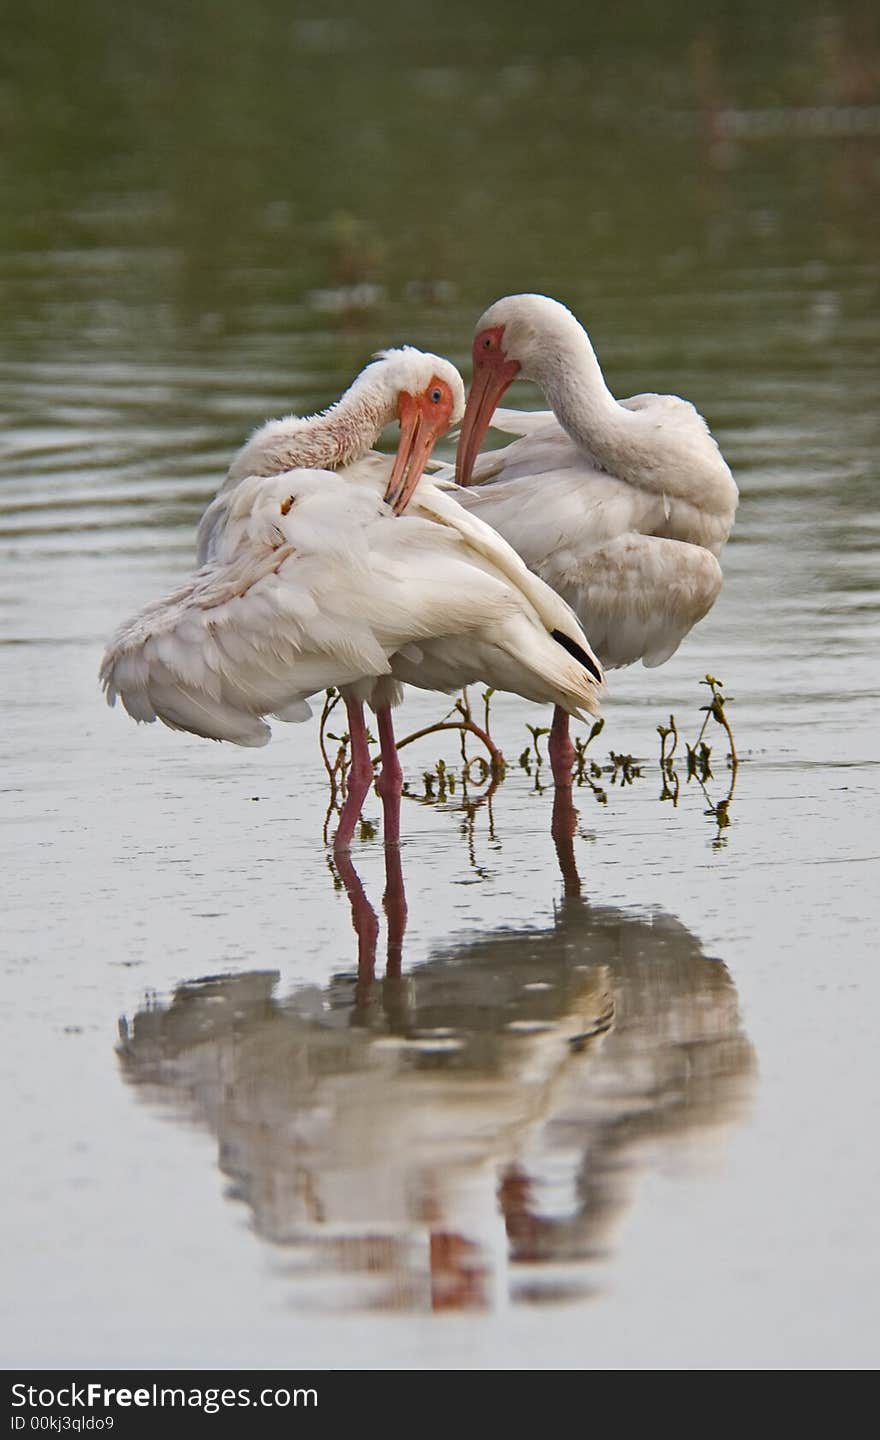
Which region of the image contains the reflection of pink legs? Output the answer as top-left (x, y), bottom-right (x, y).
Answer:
top-left (376, 706), bottom-right (403, 847)
top-left (334, 839), bottom-right (407, 998)
top-left (548, 704), bottom-right (575, 788)
top-left (429, 1232), bottom-right (489, 1312)
top-left (551, 786), bottom-right (582, 899)
top-left (383, 842), bottom-right (408, 979)
top-left (332, 701), bottom-right (407, 987)
top-left (498, 1165), bottom-right (541, 1263)
top-left (334, 847), bottom-right (379, 999)
top-left (334, 698), bottom-right (374, 852)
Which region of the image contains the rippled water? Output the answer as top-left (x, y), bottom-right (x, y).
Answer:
top-left (2, 1), bottom-right (879, 1369)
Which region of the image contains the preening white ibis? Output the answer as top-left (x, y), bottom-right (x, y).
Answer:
top-left (447, 294), bottom-right (738, 785)
top-left (101, 349), bottom-right (604, 848)
top-left (196, 346), bottom-right (455, 565)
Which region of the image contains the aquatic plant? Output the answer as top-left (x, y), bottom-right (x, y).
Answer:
top-left (318, 673), bottom-right (739, 847)
top-left (658, 675), bottom-right (739, 845)
top-left (393, 686), bottom-right (505, 780)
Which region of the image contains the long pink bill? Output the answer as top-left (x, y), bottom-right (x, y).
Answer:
top-left (454, 354), bottom-right (520, 487)
top-left (383, 394), bottom-right (445, 515)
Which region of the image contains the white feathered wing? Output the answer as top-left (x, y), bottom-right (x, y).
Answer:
top-left (101, 468), bottom-right (604, 747)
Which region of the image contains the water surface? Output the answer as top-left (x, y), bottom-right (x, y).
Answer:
top-left (1, 0), bottom-right (879, 1369)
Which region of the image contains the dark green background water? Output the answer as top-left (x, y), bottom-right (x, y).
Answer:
top-left (4, 2), bottom-right (877, 358)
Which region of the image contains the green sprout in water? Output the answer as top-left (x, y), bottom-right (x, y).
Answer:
top-left (573, 718), bottom-right (605, 776)
top-left (573, 719), bottom-right (609, 804)
top-left (657, 714), bottom-right (680, 805)
top-left (697, 675), bottom-right (739, 769)
top-left (519, 723), bottom-right (551, 782)
top-left (608, 752), bottom-right (642, 787)
top-left (658, 675), bottom-right (739, 846)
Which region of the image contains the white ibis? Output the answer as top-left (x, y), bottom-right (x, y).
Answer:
top-left (448, 294), bottom-right (738, 785)
top-left (101, 349), bottom-right (604, 848)
top-left (196, 346), bottom-right (454, 565)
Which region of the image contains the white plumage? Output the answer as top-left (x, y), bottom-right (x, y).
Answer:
top-left (100, 466), bottom-right (603, 749)
top-left (196, 346), bottom-right (460, 567)
top-left (385, 478), bottom-right (603, 710)
top-left (447, 294), bottom-right (739, 672)
top-left (100, 344), bottom-right (605, 845)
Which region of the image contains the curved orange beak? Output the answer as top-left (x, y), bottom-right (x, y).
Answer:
top-left (383, 392), bottom-right (450, 515)
top-left (455, 348), bottom-right (521, 487)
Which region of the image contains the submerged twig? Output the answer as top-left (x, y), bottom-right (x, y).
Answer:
top-left (319, 688), bottom-right (351, 844)
top-left (318, 687), bottom-right (344, 787)
top-left (393, 686), bottom-right (506, 780)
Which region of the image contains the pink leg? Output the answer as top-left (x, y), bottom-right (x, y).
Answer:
top-left (383, 842), bottom-right (408, 979)
top-left (548, 704), bottom-right (575, 788)
top-left (375, 706), bottom-right (403, 847)
top-left (334, 697), bottom-right (374, 852)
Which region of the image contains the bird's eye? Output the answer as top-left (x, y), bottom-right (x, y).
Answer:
top-left (482, 336), bottom-right (492, 349)
top-left (430, 387), bottom-right (443, 404)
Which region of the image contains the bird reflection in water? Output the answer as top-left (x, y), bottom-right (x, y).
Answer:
top-left (118, 792), bottom-right (754, 1313)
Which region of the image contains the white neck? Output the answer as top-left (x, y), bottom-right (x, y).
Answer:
top-left (228, 369), bottom-right (394, 483)
top-left (527, 318), bottom-right (734, 515)
top-left (536, 328), bottom-right (623, 465)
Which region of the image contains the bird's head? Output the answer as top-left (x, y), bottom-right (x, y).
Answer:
top-left (455, 294), bottom-right (584, 486)
top-left (375, 348), bottom-right (465, 514)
